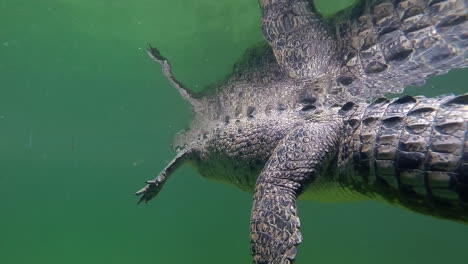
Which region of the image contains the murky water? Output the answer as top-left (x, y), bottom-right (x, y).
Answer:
top-left (1, 1), bottom-right (467, 263)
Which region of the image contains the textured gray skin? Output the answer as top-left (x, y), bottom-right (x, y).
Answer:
top-left (136, 0), bottom-right (468, 263)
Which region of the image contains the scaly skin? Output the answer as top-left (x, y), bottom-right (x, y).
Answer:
top-left (136, 1), bottom-right (468, 263)
top-left (338, 94), bottom-right (468, 222)
top-left (260, 0), bottom-right (468, 103)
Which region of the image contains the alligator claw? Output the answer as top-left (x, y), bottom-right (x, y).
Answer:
top-left (146, 180), bottom-right (156, 185)
top-left (146, 43), bottom-right (167, 62)
top-left (135, 185), bottom-right (149, 196)
top-left (135, 179), bottom-right (164, 205)
top-left (136, 149), bottom-right (194, 205)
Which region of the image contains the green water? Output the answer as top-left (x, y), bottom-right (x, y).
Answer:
top-left (1, 0), bottom-right (467, 263)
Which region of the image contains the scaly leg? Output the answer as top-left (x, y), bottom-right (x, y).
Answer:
top-left (136, 148), bottom-right (196, 204)
top-left (258, 0), bottom-right (340, 78)
top-left (250, 121), bottom-right (341, 263)
top-left (147, 44), bottom-right (200, 107)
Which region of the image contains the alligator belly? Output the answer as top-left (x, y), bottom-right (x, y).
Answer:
top-left (191, 154), bottom-right (262, 192)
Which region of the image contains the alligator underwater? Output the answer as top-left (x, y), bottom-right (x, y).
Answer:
top-left (136, 0), bottom-right (468, 263)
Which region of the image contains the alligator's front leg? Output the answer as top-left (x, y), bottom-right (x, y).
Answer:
top-left (135, 148), bottom-right (197, 204)
top-left (136, 44), bottom-right (202, 204)
top-left (250, 121), bottom-right (341, 263)
top-left (146, 44), bottom-right (200, 108)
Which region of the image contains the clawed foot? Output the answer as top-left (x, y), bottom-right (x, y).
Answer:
top-left (145, 43), bottom-right (199, 107)
top-left (135, 149), bottom-right (193, 205)
top-left (135, 178), bottom-right (164, 205)
top-left (146, 43), bottom-right (167, 63)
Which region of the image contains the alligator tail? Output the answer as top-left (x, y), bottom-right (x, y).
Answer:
top-left (341, 93), bottom-right (468, 222)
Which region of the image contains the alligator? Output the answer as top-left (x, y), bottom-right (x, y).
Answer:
top-left (136, 0), bottom-right (468, 263)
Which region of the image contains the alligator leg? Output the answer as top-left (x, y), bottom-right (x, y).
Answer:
top-left (135, 148), bottom-right (196, 204)
top-left (258, 0), bottom-right (467, 100)
top-left (146, 44), bottom-right (200, 107)
top-left (258, 0), bottom-right (340, 78)
top-left (250, 122), bottom-right (341, 263)
top-left (336, 0), bottom-right (468, 98)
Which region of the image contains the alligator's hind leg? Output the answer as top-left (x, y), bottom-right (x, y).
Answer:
top-left (135, 148), bottom-right (196, 204)
top-left (250, 122), bottom-right (341, 263)
top-left (146, 44), bottom-right (200, 107)
top-left (258, 0), bottom-right (340, 78)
